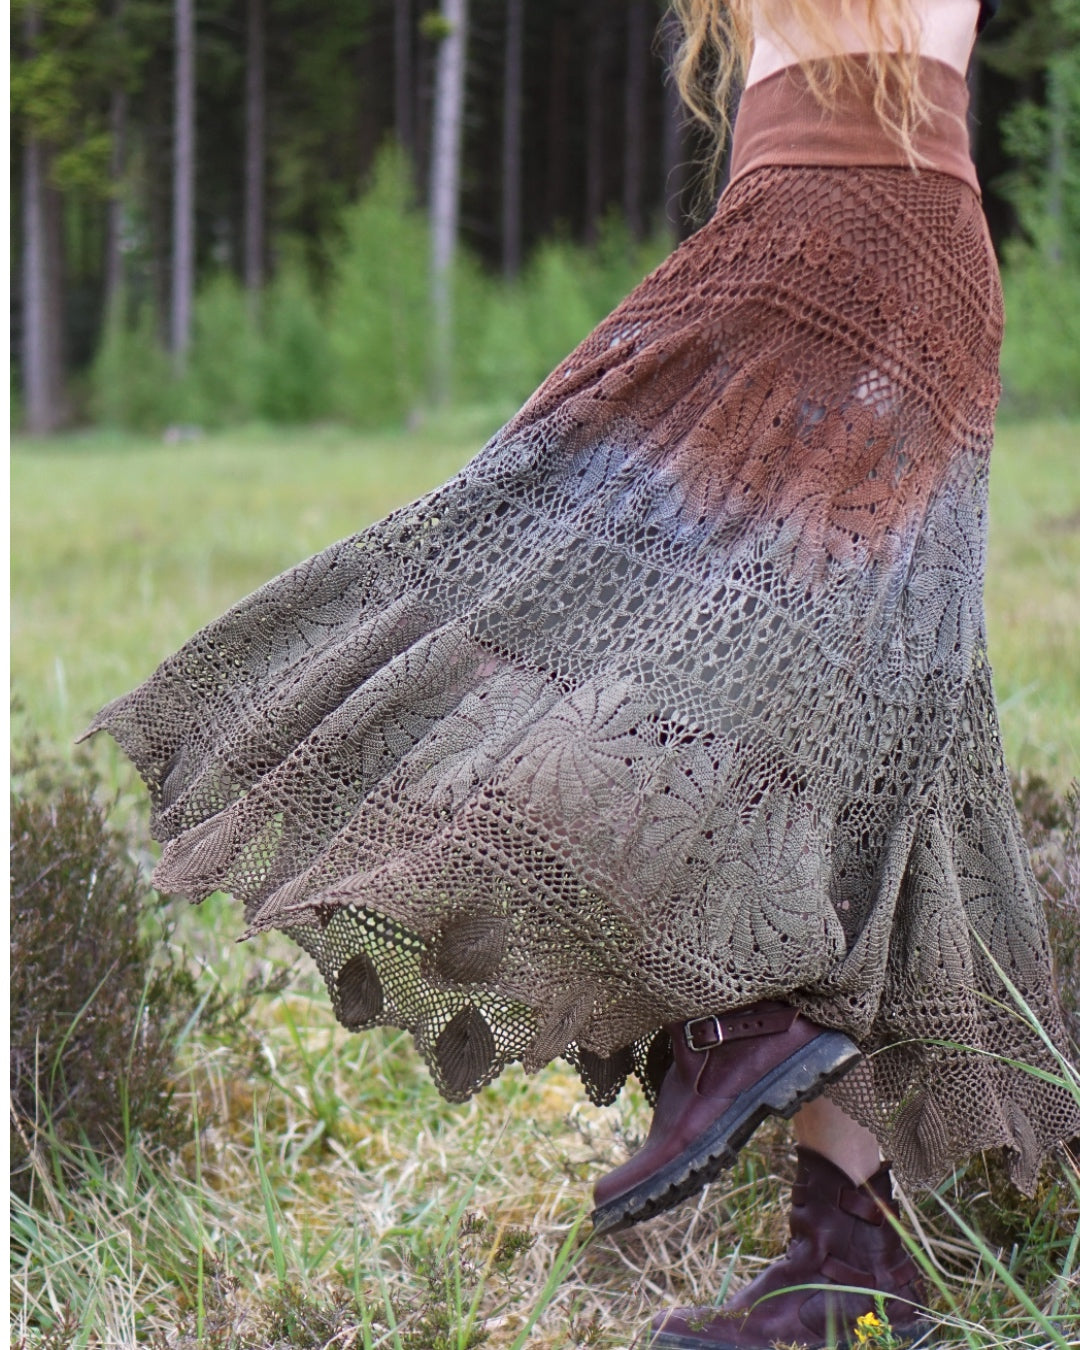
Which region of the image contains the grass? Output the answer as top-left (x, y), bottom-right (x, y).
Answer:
top-left (11, 415), bottom-right (1080, 789)
top-left (12, 990), bottom-right (1080, 1348)
top-left (983, 419), bottom-right (1080, 785)
top-left (9, 412), bottom-right (505, 783)
top-left (10, 412), bottom-right (1080, 1348)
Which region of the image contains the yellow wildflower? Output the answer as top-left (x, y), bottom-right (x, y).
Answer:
top-left (854, 1311), bottom-right (885, 1344)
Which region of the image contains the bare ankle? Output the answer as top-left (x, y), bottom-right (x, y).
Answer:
top-left (793, 1095), bottom-right (881, 1185)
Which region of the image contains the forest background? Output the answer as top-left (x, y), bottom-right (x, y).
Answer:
top-left (10, 0), bottom-right (1080, 435)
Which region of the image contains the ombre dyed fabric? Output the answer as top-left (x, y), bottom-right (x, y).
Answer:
top-left (89, 63), bottom-right (1080, 1192)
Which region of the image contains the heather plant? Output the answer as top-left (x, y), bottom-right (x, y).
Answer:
top-left (156, 1210), bottom-right (538, 1350)
top-left (9, 742), bottom-right (282, 1203)
top-left (10, 746), bottom-right (181, 1198)
top-left (1014, 773), bottom-right (1080, 1051)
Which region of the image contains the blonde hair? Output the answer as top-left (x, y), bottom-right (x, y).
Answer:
top-left (671, 0), bottom-right (930, 191)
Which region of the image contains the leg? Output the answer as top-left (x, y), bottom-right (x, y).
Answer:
top-left (793, 1094), bottom-right (881, 1185)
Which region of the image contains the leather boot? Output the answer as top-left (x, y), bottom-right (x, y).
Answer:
top-left (649, 1146), bottom-right (929, 1348)
top-left (591, 1003), bottom-right (860, 1233)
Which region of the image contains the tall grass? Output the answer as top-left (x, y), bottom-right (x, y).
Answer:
top-left (11, 834), bottom-right (1079, 1348)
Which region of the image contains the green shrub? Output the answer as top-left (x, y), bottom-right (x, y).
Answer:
top-left (81, 172), bottom-right (680, 434)
top-left (89, 301), bottom-right (176, 432)
top-left (324, 146), bottom-right (430, 427)
top-left (519, 238), bottom-right (602, 387)
top-left (446, 249), bottom-right (504, 412)
top-left (466, 236), bottom-right (601, 409)
top-left (1000, 250), bottom-right (1080, 417)
top-left (468, 222), bottom-right (674, 411)
top-left (180, 273), bottom-right (264, 428)
top-left (995, 12), bottom-right (1080, 419)
top-left (575, 212), bottom-right (671, 318)
top-left (257, 255), bottom-right (332, 424)
top-left (11, 364), bottom-right (25, 432)
top-left (468, 283), bottom-right (536, 410)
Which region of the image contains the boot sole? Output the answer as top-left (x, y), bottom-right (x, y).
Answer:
top-left (647, 1318), bottom-right (932, 1349)
top-left (591, 1031), bottom-right (861, 1235)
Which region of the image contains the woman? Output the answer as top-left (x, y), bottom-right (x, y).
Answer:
top-left (87, 2), bottom-right (1079, 1346)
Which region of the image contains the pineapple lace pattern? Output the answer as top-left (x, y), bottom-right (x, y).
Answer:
top-left (87, 56), bottom-right (1080, 1192)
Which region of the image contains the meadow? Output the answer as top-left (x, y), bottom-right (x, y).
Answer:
top-left (10, 415), bottom-right (1080, 1349)
top-left (12, 415), bottom-right (1080, 788)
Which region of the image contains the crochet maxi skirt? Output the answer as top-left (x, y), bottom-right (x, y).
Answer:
top-left (89, 59), bottom-right (1080, 1193)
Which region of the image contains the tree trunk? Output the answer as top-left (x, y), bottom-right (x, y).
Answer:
top-left (105, 84), bottom-right (128, 315)
top-left (394, 0), bottom-right (414, 158)
top-left (244, 0), bottom-right (266, 302)
top-left (171, 0), bottom-right (196, 372)
top-left (46, 179), bottom-right (66, 407)
top-left (585, 0), bottom-right (613, 244)
top-left (661, 11), bottom-right (689, 237)
top-left (623, 0), bottom-right (647, 239)
top-left (1045, 58), bottom-right (1068, 267)
top-left (105, 0), bottom-right (128, 318)
top-left (501, 0), bottom-right (524, 279)
top-left (544, 14), bottom-right (570, 229)
top-left (414, 14), bottom-right (429, 196)
top-left (429, 0), bottom-right (468, 406)
top-left (22, 137), bottom-right (65, 433)
top-left (21, 5), bottom-right (64, 433)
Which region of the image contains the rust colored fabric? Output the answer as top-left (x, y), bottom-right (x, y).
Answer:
top-left (87, 58), bottom-right (1080, 1193)
top-left (731, 57), bottom-right (980, 197)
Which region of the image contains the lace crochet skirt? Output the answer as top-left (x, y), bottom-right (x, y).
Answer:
top-left (89, 60), bottom-right (1080, 1192)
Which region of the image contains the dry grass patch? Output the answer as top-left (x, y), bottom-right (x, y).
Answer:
top-left (14, 909), bottom-right (1079, 1347)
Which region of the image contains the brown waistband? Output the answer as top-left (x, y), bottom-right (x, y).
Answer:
top-left (729, 56), bottom-right (979, 197)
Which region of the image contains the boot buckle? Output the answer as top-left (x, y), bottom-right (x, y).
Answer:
top-left (684, 1015), bottom-right (724, 1051)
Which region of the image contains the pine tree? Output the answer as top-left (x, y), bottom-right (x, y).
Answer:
top-left (428, 0), bottom-right (468, 405)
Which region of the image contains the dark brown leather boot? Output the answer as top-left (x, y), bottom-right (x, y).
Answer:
top-left (649, 1146), bottom-right (929, 1348)
top-left (591, 1003), bottom-right (860, 1233)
